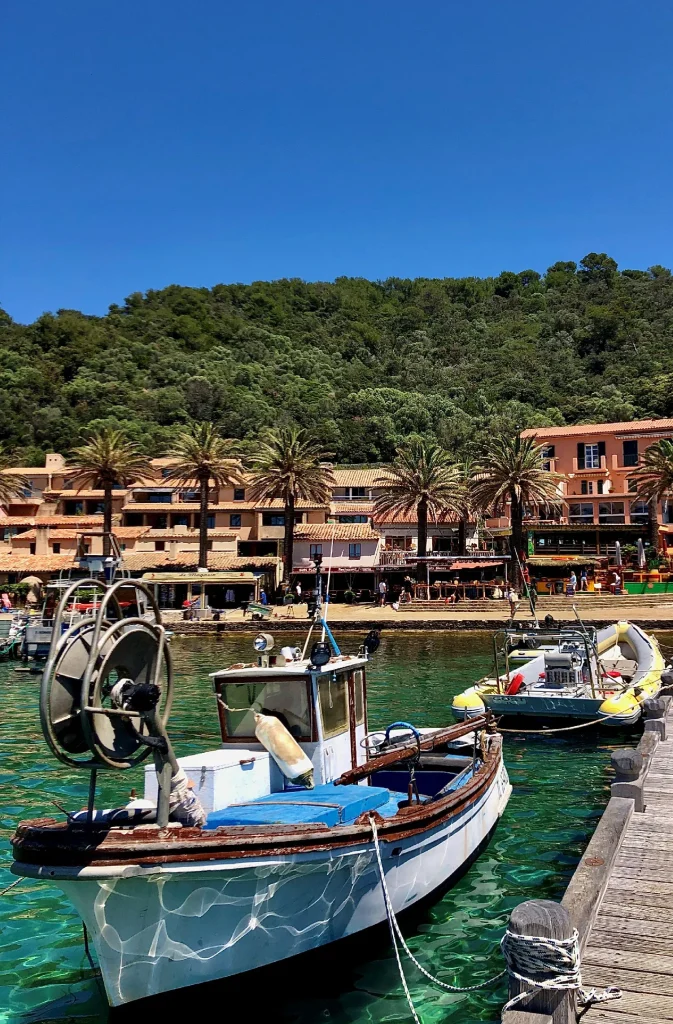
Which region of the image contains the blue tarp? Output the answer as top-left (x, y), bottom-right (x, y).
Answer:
top-left (205, 782), bottom-right (390, 829)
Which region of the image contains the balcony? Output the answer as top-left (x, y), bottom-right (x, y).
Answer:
top-left (378, 550), bottom-right (410, 566)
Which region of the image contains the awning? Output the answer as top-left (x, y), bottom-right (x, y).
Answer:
top-left (141, 571), bottom-right (259, 584)
top-left (528, 556), bottom-right (602, 567)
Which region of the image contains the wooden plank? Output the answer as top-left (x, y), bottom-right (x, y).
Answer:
top-left (615, 853), bottom-right (673, 869)
top-left (583, 964), bottom-right (673, 997)
top-left (607, 870), bottom-right (673, 890)
top-left (594, 915), bottom-right (673, 940)
top-left (581, 1013), bottom-right (672, 1024)
top-left (619, 838), bottom-right (673, 853)
top-left (587, 932), bottom-right (673, 958)
top-left (599, 900), bottom-right (673, 922)
top-left (576, 988), bottom-right (673, 1019)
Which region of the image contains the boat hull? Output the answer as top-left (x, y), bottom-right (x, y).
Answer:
top-left (15, 764), bottom-right (510, 1005)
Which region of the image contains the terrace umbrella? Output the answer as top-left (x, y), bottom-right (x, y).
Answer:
top-left (614, 541), bottom-right (622, 567)
top-left (637, 538), bottom-right (646, 569)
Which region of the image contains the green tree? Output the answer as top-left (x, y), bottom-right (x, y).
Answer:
top-left (471, 434), bottom-right (562, 586)
top-left (0, 447), bottom-right (28, 508)
top-left (374, 440), bottom-right (462, 580)
top-left (164, 423), bottom-right (242, 570)
top-left (633, 438), bottom-right (673, 551)
top-left (69, 429), bottom-right (154, 556)
top-left (246, 427), bottom-right (335, 583)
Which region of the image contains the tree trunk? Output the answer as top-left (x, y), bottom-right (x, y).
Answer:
top-left (648, 497), bottom-right (660, 554)
top-left (510, 491), bottom-right (523, 589)
top-left (103, 482), bottom-right (112, 557)
top-left (198, 474), bottom-right (209, 570)
top-left (416, 497), bottom-right (428, 582)
top-left (458, 517), bottom-right (467, 555)
top-left (283, 491), bottom-right (295, 584)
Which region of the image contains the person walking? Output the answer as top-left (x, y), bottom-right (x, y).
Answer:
top-left (295, 581), bottom-right (302, 603)
top-left (580, 570), bottom-right (588, 592)
top-left (507, 586), bottom-right (520, 619)
top-left (378, 580), bottom-right (387, 607)
top-left (567, 570), bottom-right (577, 596)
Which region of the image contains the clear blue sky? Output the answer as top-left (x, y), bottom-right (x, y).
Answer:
top-left (3, 0), bottom-right (673, 323)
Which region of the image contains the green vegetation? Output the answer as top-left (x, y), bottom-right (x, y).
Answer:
top-left (2, 253), bottom-right (672, 464)
top-left (633, 438), bottom-right (673, 550)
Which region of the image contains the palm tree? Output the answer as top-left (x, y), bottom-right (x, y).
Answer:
top-left (69, 429), bottom-right (155, 556)
top-left (454, 456), bottom-right (481, 555)
top-left (164, 423), bottom-right (243, 570)
top-left (374, 440), bottom-right (462, 581)
top-left (0, 447), bottom-right (29, 510)
top-left (471, 433), bottom-right (562, 587)
top-left (246, 427), bottom-right (335, 583)
top-left (633, 438), bottom-right (673, 553)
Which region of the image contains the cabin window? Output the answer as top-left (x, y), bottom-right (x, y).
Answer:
top-left (353, 669), bottom-right (365, 725)
top-left (219, 678), bottom-right (311, 740)
top-left (318, 674), bottom-right (348, 738)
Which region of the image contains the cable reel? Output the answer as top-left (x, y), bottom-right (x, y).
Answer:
top-left (40, 579), bottom-right (173, 771)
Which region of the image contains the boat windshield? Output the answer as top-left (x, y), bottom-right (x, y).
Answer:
top-left (219, 678), bottom-right (312, 740)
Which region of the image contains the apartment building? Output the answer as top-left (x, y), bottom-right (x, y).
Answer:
top-left (521, 418), bottom-right (673, 556)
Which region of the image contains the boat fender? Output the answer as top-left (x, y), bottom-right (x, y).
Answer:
top-left (254, 711), bottom-right (315, 788)
top-left (606, 670), bottom-right (622, 678)
top-left (505, 673), bottom-right (525, 696)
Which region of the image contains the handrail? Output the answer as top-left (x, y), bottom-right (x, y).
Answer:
top-left (334, 715), bottom-right (493, 785)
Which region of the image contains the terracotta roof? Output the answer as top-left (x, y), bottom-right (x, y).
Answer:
top-left (373, 510), bottom-right (460, 525)
top-left (254, 498), bottom-right (329, 510)
top-left (522, 419), bottom-right (673, 439)
top-left (332, 467), bottom-right (392, 487)
top-left (112, 526), bottom-right (151, 538)
top-left (0, 515), bottom-right (106, 528)
top-left (144, 529), bottom-right (237, 539)
top-left (122, 553), bottom-right (278, 571)
top-left (44, 489), bottom-right (129, 498)
top-left (122, 502), bottom-right (254, 513)
top-left (294, 523), bottom-right (379, 541)
top-left (0, 554), bottom-right (76, 572)
top-left (12, 529), bottom-right (81, 541)
top-left (331, 502), bottom-right (375, 514)
top-left (1, 468), bottom-right (51, 476)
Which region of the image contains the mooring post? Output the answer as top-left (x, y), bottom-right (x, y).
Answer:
top-left (643, 697), bottom-right (667, 740)
top-left (503, 899), bottom-right (574, 1024)
top-left (611, 748), bottom-right (645, 811)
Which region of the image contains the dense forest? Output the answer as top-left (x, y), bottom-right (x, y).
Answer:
top-left (1, 253), bottom-right (672, 465)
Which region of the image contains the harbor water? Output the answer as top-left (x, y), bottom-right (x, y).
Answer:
top-left (2, 629), bottom-right (670, 1024)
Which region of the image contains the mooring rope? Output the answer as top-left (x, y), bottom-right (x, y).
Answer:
top-left (370, 815), bottom-right (622, 1021)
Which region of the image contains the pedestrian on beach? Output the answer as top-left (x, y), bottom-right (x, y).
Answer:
top-left (295, 582), bottom-right (302, 603)
top-left (508, 587), bottom-right (520, 618)
top-left (260, 589), bottom-right (268, 606)
top-left (567, 570), bottom-right (577, 596)
top-left (580, 570), bottom-right (588, 592)
top-left (1, 591), bottom-right (12, 612)
top-left (378, 580), bottom-right (387, 606)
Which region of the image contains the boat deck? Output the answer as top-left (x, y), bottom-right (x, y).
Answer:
top-left (583, 702), bottom-right (673, 1022)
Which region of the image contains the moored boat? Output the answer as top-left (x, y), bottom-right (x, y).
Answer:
top-left (452, 621), bottom-right (667, 727)
top-left (10, 578), bottom-right (511, 1006)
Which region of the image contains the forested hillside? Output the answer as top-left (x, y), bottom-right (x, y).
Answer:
top-left (2, 253), bottom-right (672, 465)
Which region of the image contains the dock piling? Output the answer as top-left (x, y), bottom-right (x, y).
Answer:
top-left (642, 696), bottom-right (667, 739)
top-left (610, 748), bottom-right (645, 810)
top-left (504, 899), bottom-right (575, 1024)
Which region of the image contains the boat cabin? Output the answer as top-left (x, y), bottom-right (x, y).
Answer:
top-left (211, 634), bottom-right (369, 786)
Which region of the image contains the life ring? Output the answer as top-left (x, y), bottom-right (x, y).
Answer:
top-left (506, 672), bottom-right (525, 696)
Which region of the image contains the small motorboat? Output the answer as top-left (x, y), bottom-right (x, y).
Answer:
top-left (452, 621), bottom-right (667, 727)
top-left (10, 577), bottom-right (511, 1006)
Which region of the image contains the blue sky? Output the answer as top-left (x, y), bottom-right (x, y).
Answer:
top-left (3, 0), bottom-right (673, 323)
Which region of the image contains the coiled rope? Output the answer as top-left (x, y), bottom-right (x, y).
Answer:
top-left (369, 815), bottom-right (621, 1021)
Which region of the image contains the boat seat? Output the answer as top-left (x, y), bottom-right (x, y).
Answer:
top-left (204, 782), bottom-right (391, 829)
top-left (601, 658), bottom-right (638, 678)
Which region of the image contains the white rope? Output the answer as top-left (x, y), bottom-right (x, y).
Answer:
top-left (369, 815), bottom-right (506, 1022)
top-left (370, 815), bottom-right (621, 1020)
top-left (501, 927), bottom-right (622, 1013)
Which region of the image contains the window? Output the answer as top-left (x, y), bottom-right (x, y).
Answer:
top-left (154, 540), bottom-right (166, 551)
top-left (52, 542), bottom-right (61, 554)
top-left (90, 501), bottom-right (105, 514)
top-left (319, 674), bottom-right (348, 738)
top-left (154, 515), bottom-right (168, 529)
top-left (627, 479), bottom-right (638, 493)
top-left (161, 467), bottom-right (172, 478)
top-left (542, 445), bottom-right (555, 471)
top-left (219, 679), bottom-right (311, 740)
top-left (630, 500), bottom-right (649, 524)
top-left (148, 492), bottom-right (172, 503)
top-left (309, 544), bottom-right (322, 559)
top-left (598, 501), bottom-right (624, 524)
top-left (64, 501), bottom-right (84, 515)
top-left (585, 443), bottom-right (600, 469)
top-left (351, 487), bottom-right (366, 498)
top-left (568, 503), bottom-right (594, 523)
top-left (230, 513), bottom-right (242, 528)
top-left (597, 480), bottom-right (604, 495)
top-left (349, 543), bottom-right (362, 560)
top-left (353, 669), bottom-right (365, 725)
top-left (262, 513), bottom-right (285, 526)
top-left (172, 514), bottom-right (189, 527)
top-left (125, 513), bottom-right (143, 526)
top-left (29, 543), bottom-right (36, 555)
top-left (623, 439), bottom-right (639, 467)
top-left (581, 480), bottom-right (593, 495)
top-left (207, 514), bottom-right (216, 529)
top-left (180, 490), bottom-right (199, 503)
top-left (233, 488), bottom-right (245, 501)
top-left (338, 515), bottom-right (369, 523)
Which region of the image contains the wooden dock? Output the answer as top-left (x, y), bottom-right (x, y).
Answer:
top-left (582, 702), bottom-right (673, 1023)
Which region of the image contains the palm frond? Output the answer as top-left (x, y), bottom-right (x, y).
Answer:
top-left (0, 445), bottom-right (28, 507)
top-left (373, 440), bottom-right (462, 522)
top-left (633, 439), bottom-right (673, 504)
top-left (246, 427), bottom-right (335, 504)
top-left (164, 423), bottom-right (243, 487)
top-left (470, 434), bottom-right (562, 513)
top-left (69, 429), bottom-right (154, 490)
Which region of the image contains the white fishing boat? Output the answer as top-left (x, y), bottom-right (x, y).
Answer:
top-left (452, 621), bottom-right (667, 727)
top-left (11, 576), bottom-right (511, 1006)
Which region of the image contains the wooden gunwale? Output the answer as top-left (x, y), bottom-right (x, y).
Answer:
top-left (11, 747), bottom-right (501, 868)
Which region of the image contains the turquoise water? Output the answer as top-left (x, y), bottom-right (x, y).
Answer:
top-left (2, 629), bottom-right (669, 1023)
